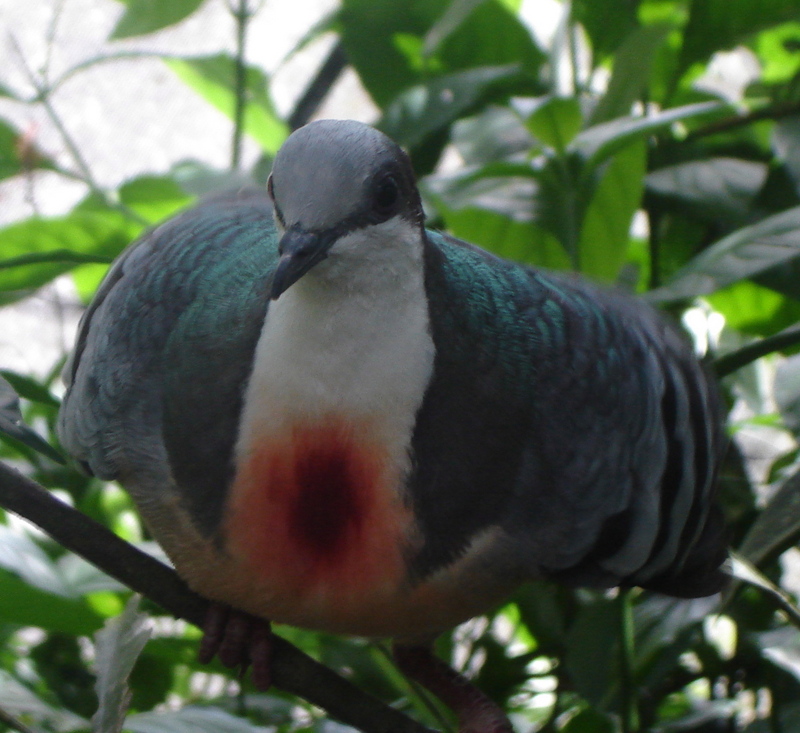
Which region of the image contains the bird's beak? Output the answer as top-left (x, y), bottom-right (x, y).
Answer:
top-left (269, 227), bottom-right (338, 300)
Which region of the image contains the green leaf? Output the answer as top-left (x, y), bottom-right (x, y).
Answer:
top-left (589, 24), bottom-right (670, 125)
top-left (679, 0), bottom-right (800, 74)
top-left (0, 211), bottom-right (137, 302)
top-left (379, 64), bottom-right (522, 149)
top-left (646, 157), bottom-right (768, 225)
top-left (339, 0), bottom-right (544, 107)
top-left (649, 206), bottom-right (800, 303)
top-left (707, 281), bottom-right (800, 336)
top-left (423, 0), bottom-right (488, 57)
top-left (165, 55), bottom-right (288, 154)
top-left (0, 370), bottom-right (59, 407)
top-left (451, 106), bottom-right (533, 165)
top-left (93, 596), bottom-right (152, 733)
top-left (579, 139), bottom-right (645, 281)
top-left (119, 176), bottom-right (194, 224)
top-left (573, 100), bottom-right (725, 171)
top-left (525, 95), bottom-right (583, 153)
top-left (572, 0), bottom-right (640, 59)
top-left (110, 0), bottom-right (207, 39)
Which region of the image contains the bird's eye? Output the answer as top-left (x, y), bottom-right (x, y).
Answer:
top-left (373, 176), bottom-right (399, 215)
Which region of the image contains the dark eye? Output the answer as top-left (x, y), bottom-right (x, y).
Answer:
top-left (373, 176), bottom-right (399, 215)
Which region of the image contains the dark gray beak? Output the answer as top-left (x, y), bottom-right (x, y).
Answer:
top-left (269, 227), bottom-right (338, 300)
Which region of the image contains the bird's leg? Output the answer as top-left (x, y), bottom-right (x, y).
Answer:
top-left (393, 643), bottom-right (513, 733)
top-left (199, 603), bottom-right (273, 690)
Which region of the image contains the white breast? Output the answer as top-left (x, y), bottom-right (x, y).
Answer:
top-left (235, 217), bottom-right (435, 482)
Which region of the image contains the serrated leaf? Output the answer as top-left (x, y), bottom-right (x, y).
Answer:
top-left (165, 55), bottom-right (287, 154)
top-left (110, 0), bottom-right (206, 39)
top-left (93, 596), bottom-right (152, 733)
top-left (379, 64), bottom-right (521, 150)
top-left (649, 206), bottom-right (800, 303)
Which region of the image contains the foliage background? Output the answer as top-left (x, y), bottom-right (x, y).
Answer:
top-left (2, 0), bottom-right (800, 731)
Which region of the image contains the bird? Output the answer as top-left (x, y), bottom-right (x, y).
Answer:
top-left (58, 119), bottom-right (728, 733)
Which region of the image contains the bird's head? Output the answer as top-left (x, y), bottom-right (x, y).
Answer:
top-left (267, 120), bottom-right (424, 300)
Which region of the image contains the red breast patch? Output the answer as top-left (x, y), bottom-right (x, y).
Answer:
top-left (224, 418), bottom-right (412, 602)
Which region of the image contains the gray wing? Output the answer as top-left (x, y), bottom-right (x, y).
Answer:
top-left (411, 231), bottom-right (725, 596)
top-left (58, 188), bottom-right (277, 536)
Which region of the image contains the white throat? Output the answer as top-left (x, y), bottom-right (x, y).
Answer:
top-left (235, 217), bottom-right (435, 476)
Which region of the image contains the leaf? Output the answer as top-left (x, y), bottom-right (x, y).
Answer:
top-left (649, 206), bottom-right (800, 304)
top-left (0, 211), bottom-right (137, 302)
top-left (706, 281), bottom-right (800, 337)
top-left (93, 596), bottom-right (152, 733)
top-left (573, 100), bottom-right (725, 171)
top-left (679, 0), bottom-right (800, 74)
top-left (165, 55), bottom-right (288, 154)
top-left (728, 552), bottom-right (800, 628)
top-left (451, 105), bottom-right (533, 165)
top-left (0, 374), bottom-right (63, 463)
top-left (0, 524), bottom-right (72, 597)
top-left (579, 139), bottom-right (645, 281)
top-left (126, 706), bottom-right (273, 733)
top-left (0, 670), bottom-right (88, 732)
top-left (339, 0), bottom-right (544, 107)
top-left (589, 24), bottom-right (670, 125)
top-left (525, 95), bottom-right (583, 152)
top-left (646, 158), bottom-right (769, 225)
top-left (572, 0), bottom-right (640, 59)
top-left (739, 466), bottom-right (800, 567)
top-left (773, 116), bottom-right (800, 196)
top-left (110, 0), bottom-right (206, 39)
top-left (119, 176), bottom-right (195, 224)
top-left (379, 64), bottom-right (522, 149)
top-left (0, 370), bottom-right (59, 407)
top-left (423, 0), bottom-right (488, 57)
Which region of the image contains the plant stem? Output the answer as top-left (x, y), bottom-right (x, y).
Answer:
top-left (229, 0), bottom-right (252, 170)
top-left (618, 589), bottom-right (638, 733)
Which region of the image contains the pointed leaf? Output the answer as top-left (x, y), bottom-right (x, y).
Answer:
top-left (165, 55), bottom-right (288, 154)
top-left (739, 467), bottom-right (800, 567)
top-left (589, 24), bottom-right (670, 125)
top-left (0, 211), bottom-right (136, 302)
top-left (648, 206), bottom-right (800, 303)
top-left (646, 157), bottom-right (768, 224)
top-left (0, 524), bottom-right (71, 597)
top-left (525, 95), bottom-right (583, 152)
top-left (110, 0), bottom-right (206, 39)
top-left (93, 596), bottom-right (152, 733)
top-left (573, 100), bottom-right (724, 171)
top-left (119, 175), bottom-right (194, 224)
top-left (579, 139), bottom-right (645, 281)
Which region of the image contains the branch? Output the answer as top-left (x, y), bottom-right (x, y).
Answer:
top-left (0, 462), bottom-right (432, 733)
top-left (288, 42), bottom-right (348, 131)
top-left (687, 100), bottom-right (800, 141)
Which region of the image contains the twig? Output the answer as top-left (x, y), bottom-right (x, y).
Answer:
top-left (0, 706), bottom-right (36, 733)
top-left (713, 323), bottom-right (800, 378)
top-left (687, 100), bottom-right (800, 141)
top-left (229, 0), bottom-right (252, 170)
top-left (0, 462), bottom-right (433, 733)
top-left (617, 589), bottom-right (638, 733)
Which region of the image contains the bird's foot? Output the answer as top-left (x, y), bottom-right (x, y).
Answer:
top-left (199, 604), bottom-right (272, 690)
top-left (393, 643), bottom-right (513, 733)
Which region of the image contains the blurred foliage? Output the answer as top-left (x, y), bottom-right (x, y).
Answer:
top-left (3, 0), bottom-right (800, 731)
